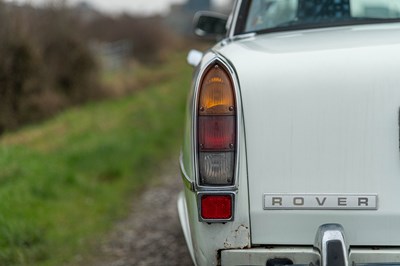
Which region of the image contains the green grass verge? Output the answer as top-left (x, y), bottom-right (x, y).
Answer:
top-left (0, 52), bottom-right (192, 266)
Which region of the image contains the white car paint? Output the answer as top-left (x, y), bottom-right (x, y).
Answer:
top-left (217, 23), bottom-right (400, 246)
top-left (179, 3), bottom-right (400, 265)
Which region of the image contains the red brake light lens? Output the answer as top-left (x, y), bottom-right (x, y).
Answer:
top-left (198, 116), bottom-right (235, 151)
top-left (201, 194), bottom-right (232, 220)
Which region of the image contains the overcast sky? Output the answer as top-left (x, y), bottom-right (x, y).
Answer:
top-left (4, 0), bottom-right (230, 15)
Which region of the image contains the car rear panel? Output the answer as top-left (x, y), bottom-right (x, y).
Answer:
top-left (217, 24), bottom-right (400, 246)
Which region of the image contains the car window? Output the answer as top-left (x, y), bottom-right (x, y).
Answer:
top-left (242, 0), bottom-right (400, 33)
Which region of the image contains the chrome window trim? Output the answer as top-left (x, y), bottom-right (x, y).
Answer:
top-left (191, 54), bottom-right (242, 192)
top-left (228, 0), bottom-right (243, 39)
top-left (197, 191), bottom-right (236, 223)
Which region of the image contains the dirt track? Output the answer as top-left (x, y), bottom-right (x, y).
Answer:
top-left (85, 159), bottom-right (194, 266)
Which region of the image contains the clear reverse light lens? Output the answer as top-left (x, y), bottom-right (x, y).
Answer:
top-left (199, 152), bottom-right (234, 185)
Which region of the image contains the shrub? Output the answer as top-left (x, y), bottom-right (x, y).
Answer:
top-left (0, 2), bottom-right (99, 133)
top-left (83, 14), bottom-right (181, 63)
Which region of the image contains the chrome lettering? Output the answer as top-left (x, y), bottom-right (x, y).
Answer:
top-left (338, 197), bottom-right (347, 206)
top-left (293, 197), bottom-right (304, 206)
top-left (263, 194), bottom-right (378, 210)
top-left (358, 197), bottom-right (368, 206)
top-left (316, 197), bottom-right (327, 206)
top-left (272, 197), bottom-right (282, 206)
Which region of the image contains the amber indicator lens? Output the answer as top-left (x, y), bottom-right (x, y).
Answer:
top-left (201, 194), bottom-right (232, 220)
top-left (199, 65), bottom-right (235, 115)
top-left (198, 116), bottom-right (235, 151)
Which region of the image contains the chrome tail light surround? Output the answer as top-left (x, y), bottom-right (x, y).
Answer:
top-left (192, 55), bottom-right (242, 191)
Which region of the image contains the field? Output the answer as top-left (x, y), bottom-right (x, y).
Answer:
top-left (0, 53), bottom-right (192, 265)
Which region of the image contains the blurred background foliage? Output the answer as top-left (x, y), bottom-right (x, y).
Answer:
top-left (0, 0), bottom-right (183, 134)
top-left (0, 0), bottom-right (232, 264)
top-left (0, 2), bottom-right (96, 133)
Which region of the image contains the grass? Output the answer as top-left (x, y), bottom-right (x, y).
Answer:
top-left (0, 52), bottom-right (192, 266)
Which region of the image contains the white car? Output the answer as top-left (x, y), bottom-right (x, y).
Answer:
top-left (178, 1), bottom-right (400, 265)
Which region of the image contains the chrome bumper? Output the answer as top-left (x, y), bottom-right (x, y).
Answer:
top-left (221, 224), bottom-right (400, 266)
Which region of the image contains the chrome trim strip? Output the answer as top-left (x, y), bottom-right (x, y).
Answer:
top-left (190, 55), bottom-right (206, 192)
top-left (197, 191), bottom-right (236, 223)
top-left (231, 32), bottom-right (256, 41)
top-left (314, 224), bottom-right (349, 266)
top-left (179, 153), bottom-right (195, 192)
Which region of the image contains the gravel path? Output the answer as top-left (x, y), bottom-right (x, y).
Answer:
top-left (87, 159), bottom-right (194, 266)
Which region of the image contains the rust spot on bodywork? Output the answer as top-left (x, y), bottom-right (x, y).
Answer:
top-left (223, 225), bottom-right (250, 249)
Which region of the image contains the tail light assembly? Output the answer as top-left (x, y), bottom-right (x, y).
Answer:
top-left (195, 60), bottom-right (238, 222)
top-left (197, 63), bottom-right (237, 186)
